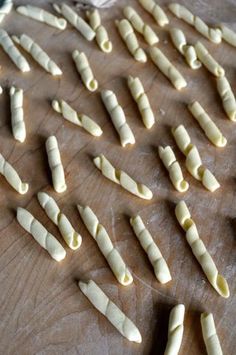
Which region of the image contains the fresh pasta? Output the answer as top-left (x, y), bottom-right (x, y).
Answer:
top-left (86, 9), bottom-right (112, 53)
top-left (164, 304), bottom-right (185, 355)
top-left (139, 0), bottom-right (169, 27)
top-left (72, 50), bottom-right (98, 92)
top-left (219, 24), bottom-right (236, 47)
top-left (10, 86), bottom-right (26, 143)
top-left (201, 312), bottom-right (223, 355)
top-left (216, 76), bottom-right (236, 121)
top-left (195, 41), bottom-right (225, 77)
top-left (0, 0), bottom-right (13, 24)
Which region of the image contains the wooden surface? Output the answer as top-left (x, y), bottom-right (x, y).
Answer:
top-left (0, 0), bottom-right (236, 354)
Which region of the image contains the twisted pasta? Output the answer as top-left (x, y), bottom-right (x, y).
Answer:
top-left (216, 76), bottom-right (236, 122)
top-left (17, 207), bottom-right (66, 262)
top-left (10, 86), bottom-right (26, 143)
top-left (201, 313), bottom-right (223, 355)
top-left (86, 9), bottom-right (112, 53)
top-left (219, 24), bottom-right (236, 47)
top-left (12, 34), bottom-right (62, 76)
top-left (139, 0), bottom-right (169, 27)
top-left (38, 192), bottom-right (82, 250)
top-left (175, 201), bottom-right (230, 298)
top-left (130, 215), bottom-right (171, 283)
top-left (93, 154), bottom-right (153, 200)
top-left (72, 50), bottom-right (98, 92)
top-left (0, 154), bottom-right (28, 194)
top-left (101, 90), bottom-right (135, 147)
top-left (195, 41), bottom-right (225, 77)
top-left (164, 304), bottom-right (185, 355)
top-left (0, 0), bottom-right (13, 24)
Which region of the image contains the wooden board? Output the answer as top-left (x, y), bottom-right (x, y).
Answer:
top-left (0, 0), bottom-right (236, 354)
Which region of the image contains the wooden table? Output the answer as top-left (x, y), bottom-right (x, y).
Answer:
top-left (0, 0), bottom-right (235, 354)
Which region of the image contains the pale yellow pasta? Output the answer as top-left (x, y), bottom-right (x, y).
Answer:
top-left (216, 76), bottom-right (236, 121)
top-left (17, 207), bottom-right (66, 262)
top-left (0, 0), bottom-right (13, 24)
top-left (86, 9), bottom-right (112, 53)
top-left (46, 136), bottom-right (67, 193)
top-left (188, 101), bottom-right (227, 147)
top-left (139, 0), bottom-right (169, 27)
top-left (127, 75), bottom-right (155, 129)
top-left (72, 50), bottom-right (98, 92)
top-left (219, 24), bottom-right (236, 47)
top-left (10, 86), bottom-right (26, 143)
top-left (159, 146), bottom-right (189, 192)
top-left (16, 5), bottom-right (67, 30)
top-left (175, 201), bottom-right (230, 298)
top-left (130, 215), bottom-right (171, 283)
top-left (0, 29), bottom-right (30, 72)
top-left (201, 313), bottom-right (223, 355)
top-left (0, 153), bottom-right (29, 194)
top-left (172, 125), bottom-right (220, 192)
top-left (52, 99), bottom-right (102, 136)
top-left (149, 46), bottom-right (187, 90)
top-left (168, 3), bottom-right (222, 43)
top-left (78, 280), bottom-right (142, 343)
top-left (38, 192), bottom-right (82, 250)
top-left (101, 90), bottom-right (135, 147)
top-left (12, 34), bottom-right (62, 76)
top-left (164, 304), bottom-right (185, 355)
top-left (115, 19), bottom-right (147, 63)
top-left (195, 41), bottom-right (225, 77)
top-left (123, 6), bottom-right (159, 46)
top-left (77, 204), bottom-right (133, 286)
top-left (53, 3), bottom-right (95, 41)
top-left (93, 154), bottom-right (153, 200)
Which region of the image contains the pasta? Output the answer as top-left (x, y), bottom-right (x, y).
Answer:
top-left (38, 192), bottom-right (82, 250)
top-left (123, 6), bottom-right (159, 46)
top-left (158, 146), bottom-right (189, 192)
top-left (195, 41), bottom-right (225, 77)
top-left (201, 313), bottom-right (223, 355)
top-left (101, 90), bottom-right (135, 147)
top-left (188, 101), bottom-right (227, 147)
top-left (0, 153), bottom-right (29, 194)
top-left (115, 19), bottom-right (147, 63)
top-left (16, 207), bottom-right (66, 262)
top-left (77, 204), bottom-right (133, 286)
top-left (0, 29), bottom-right (30, 72)
top-left (149, 47), bottom-right (187, 90)
top-left (52, 99), bottom-right (103, 136)
top-left (12, 34), bottom-right (62, 76)
top-left (0, 86), bottom-right (2, 94)
top-left (0, 0), bottom-right (13, 24)
top-left (168, 3), bottom-right (222, 43)
top-left (138, 0), bottom-right (169, 27)
top-left (164, 304), bottom-right (185, 355)
top-left (216, 76), bottom-right (236, 122)
top-left (53, 3), bottom-right (95, 41)
top-left (16, 5), bottom-right (67, 30)
top-left (72, 50), bottom-right (98, 92)
top-left (78, 280), bottom-right (142, 343)
top-left (46, 136), bottom-right (67, 193)
top-left (10, 86), bottom-right (26, 143)
top-left (127, 75), bottom-right (155, 129)
top-left (86, 9), bottom-right (112, 53)
top-left (175, 200), bottom-right (230, 298)
top-left (172, 125), bottom-right (220, 192)
top-left (130, 215), bottom-right (171, 283)
top-left (219, 24), bottom-right (236, 47)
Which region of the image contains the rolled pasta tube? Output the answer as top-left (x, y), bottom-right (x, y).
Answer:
top-left (53, 3), bottom-right (95, 41)
top-left (127, 75), bottom-right (155, 129)
top-left (72, 50), bottom-right (98, 92)
top-left (101, 90), bottom-right (135, 147)
top-left (188, 101), bottom-right (227, 147)
top-left (164, 304), bottom-right (185, 355)
top-left (52, 99), bottom-right (102, 136)
top-left (93, 154), bottom-right (153, 200)
top-left (115, 19), bottom-right (147, 63)
top-left (0, 0), bottom-right (13, 24)
top-left (201, 313), bottom-right (223, 355)
top-left (158, 146), bottom-right (189, 192)
top-left (195, 42), bottom-right (225, 77)
top-left (16, 207), bottom-right (66, 262)
top-left (216, 76), bottom-right (236, 122)
top-left (130, 215), bottom-right (171, 283)
top-left (46, 136), bottom-right (67, 193)
top-left (175, 201), bottom-right (230, 298)
top-left (86, 9), bottom-right (112, 53)
top-left (38, 192), bottom-right (82, 250)
top-left (149, 47), bottom-right (187, 90)
top-left (139, 0), bottom-right (169, 27)
top-left (78, 280), bottom-right (142, 343)
top-left (219, 24), bottom-right (236, 47)
top-left (0, 86), bottom-right (2, 94)
top-left (123, 6), bottom-right (159, 46)
top-left (10, 86), bottom-right (26, 143)
top-left (16, 5), bottom-right (67, 30)
top-left (0, 29), bottom-right (30, 72)
top-left (168, 3), bottom-right (222, 44)
top-left (0, 153), bottom-right (28, 194)
top-left (77, 204), bottom-right (133, 286)
top-left (12, 34), bottom-right (62, 76)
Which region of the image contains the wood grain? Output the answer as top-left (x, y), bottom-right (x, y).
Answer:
top-left (0, 0), bottom-right (236, 354)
